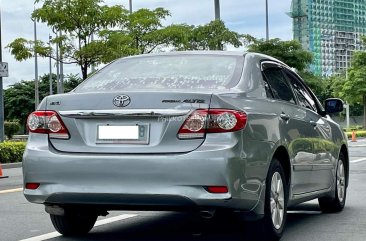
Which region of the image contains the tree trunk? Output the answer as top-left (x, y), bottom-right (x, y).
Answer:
top-left (81, 65), bottom-right (88, 80)
top-left (364, 94), bottom-right (366, 129)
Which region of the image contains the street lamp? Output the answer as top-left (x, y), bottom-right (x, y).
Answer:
top-left (48, 35), bottom-right (53, 95)
top-left (344, 42), bottom-right (350, 128)
top-left (214, 0), bottom-right (220, 20)
top-left (33, 15), bottom-right (39, 109)
top-left (129, 0), bottom-right (132, 14)
top-left (0, 5), bottom-right (4, 142)
top-left (265, 0), bottom-right (269, 40)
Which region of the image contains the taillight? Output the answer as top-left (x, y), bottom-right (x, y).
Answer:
top-left (25, 183), bottom-right (40, 190)
top-left (206, 186), bottom-right (229, 194)
top-left (27, 111), bottom-right (69, 139)
top-left (178, 109), bottom-right (247, 139)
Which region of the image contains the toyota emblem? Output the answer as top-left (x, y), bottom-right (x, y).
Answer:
top-left (113, 95), bottom-right (131, 107)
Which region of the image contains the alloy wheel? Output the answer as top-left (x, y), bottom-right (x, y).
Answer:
top-left (337, 160), bottom-right (346, 203)
top-left (270, 172), bottom-right (285, 230)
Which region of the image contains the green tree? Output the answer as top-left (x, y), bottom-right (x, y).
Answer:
top-left (186, 20), bottom-right (242, 50)
top-left (247, 38), bottom-right (313, 71)
top-left (99, 8), bottom-right (191, 60)
top-left (4, 74), bottom-right (82, 131)
top-left (169, 20), bottom-right (242, 51)
top-left (344, 50), bottom-right (366, 128)
top-left (7, 0), bottom-right (129, 80)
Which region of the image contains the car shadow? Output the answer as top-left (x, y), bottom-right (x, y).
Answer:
top-left (51, 202), bottom-right (342, 241)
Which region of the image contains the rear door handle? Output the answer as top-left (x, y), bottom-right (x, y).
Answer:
top-left (280, 113), bottom-right (290, 121)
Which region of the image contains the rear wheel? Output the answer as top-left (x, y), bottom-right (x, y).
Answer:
top-left (318, 154), bottom-right (347, 213)
top-left (50, 210), bottom-right (98, 236)
top-left (246, 159), bottom-right (287, 241)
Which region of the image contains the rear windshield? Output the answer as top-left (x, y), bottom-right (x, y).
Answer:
top-left (74, 54), bottom-right (244, 92)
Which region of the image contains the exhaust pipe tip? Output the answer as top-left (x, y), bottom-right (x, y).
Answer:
top-left (200, 209), bottom-right (216, 219)
top-left (45, 205), bottom-right (65, 216)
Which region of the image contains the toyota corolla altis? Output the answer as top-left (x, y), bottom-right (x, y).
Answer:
top-left (23, 52), bottom-right (348, 240)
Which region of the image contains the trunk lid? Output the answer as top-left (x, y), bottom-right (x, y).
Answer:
top-left (46, 91), bottom-right (212, 154)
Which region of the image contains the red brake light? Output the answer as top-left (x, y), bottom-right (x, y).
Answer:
top-left (206, 186), bottom-right (229, 194)
top-left (27, 111), bottom-right (69, 139)
top-left (178, 109), bottom-right (247, 139)
top-left (25, 183), bottom-right (40, 190)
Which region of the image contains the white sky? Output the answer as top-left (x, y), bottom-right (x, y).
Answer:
top-left (0, 0), bottom-right (293, 87)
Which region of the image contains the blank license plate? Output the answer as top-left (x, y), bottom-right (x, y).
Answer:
top-left (97, 125), bottom-right (149, 144)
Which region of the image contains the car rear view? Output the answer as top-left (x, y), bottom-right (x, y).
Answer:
top-left (23, 52), bottom-right (257, 236)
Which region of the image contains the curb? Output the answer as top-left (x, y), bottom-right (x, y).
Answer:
top-left (2, 163), bottom-right (22, 169)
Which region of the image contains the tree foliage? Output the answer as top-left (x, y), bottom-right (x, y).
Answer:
top-left (8, 0), bottom-right (128, 80)
top-left (343, 47), bottom-right (366, 127)
top-left (182, 20), bottom-right (242, 50)
top-left (99, 8), bottom-right (192, 61)
top-left (247, 38), bottom-right (313, 71)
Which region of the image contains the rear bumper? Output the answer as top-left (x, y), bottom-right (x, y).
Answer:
top-left (23, 134), bottom-right (269, 214)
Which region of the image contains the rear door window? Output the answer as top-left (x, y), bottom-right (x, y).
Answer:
top-left (284, 70), bottom-right (317, 112)
top-left (262, 64), bottom-right (296, 104)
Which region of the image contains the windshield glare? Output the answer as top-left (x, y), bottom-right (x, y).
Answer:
top-left (75, 54), bottom-right (244, 92)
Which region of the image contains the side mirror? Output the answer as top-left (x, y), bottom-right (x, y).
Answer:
top-left (325, 98), bottom-right (344, 114)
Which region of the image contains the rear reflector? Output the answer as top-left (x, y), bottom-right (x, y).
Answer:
top-left (178, 109), bottom-right (247, 139)
top-left (206, 186), bottom-right (229, 194)
top-left (27, 111), bottom-right (69, 139)
top-left (25, 183), bottom-right (40, 190)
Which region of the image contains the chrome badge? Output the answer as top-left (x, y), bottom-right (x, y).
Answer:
top-left (113, 95), bottom-right (131, 107)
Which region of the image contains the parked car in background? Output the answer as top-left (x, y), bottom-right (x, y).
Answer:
top-left (23, 51), bottom-right (348, 240)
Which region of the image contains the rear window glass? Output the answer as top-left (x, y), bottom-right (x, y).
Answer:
top-left (74, 55), bottom-right (244, 92)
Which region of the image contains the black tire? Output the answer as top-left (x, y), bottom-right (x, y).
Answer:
top-left (246, 159), bottom-right (288, 241)
top-left (50, 211), bottom-right (98, 236)
top-left (318, 153), bottom-right (347, 213)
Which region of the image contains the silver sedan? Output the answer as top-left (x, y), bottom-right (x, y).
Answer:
top-left (23, 51), bottom-right (348, 240)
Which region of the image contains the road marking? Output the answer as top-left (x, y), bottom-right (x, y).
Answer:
top-left (349, 144), bottom-right (366, 147)
top-left (351, 158), bottom-right (366, 163)
top-left (0, 188), bottom-right (23, 194)
top-left (19, 214), bottom-right (137, 241)
top-left (287, 210), bottom-right (322, 214)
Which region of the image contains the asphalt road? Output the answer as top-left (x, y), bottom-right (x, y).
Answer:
top-left (1, 139), bottom-right (366, 241)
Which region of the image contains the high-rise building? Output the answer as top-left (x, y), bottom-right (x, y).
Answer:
top-left (289, 0), bottom-right (366, 76)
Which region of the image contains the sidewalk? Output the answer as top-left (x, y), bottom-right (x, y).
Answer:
top-left (348, 137), bottom-right (366, 147)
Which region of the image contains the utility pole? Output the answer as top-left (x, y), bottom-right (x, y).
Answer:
top-left (49, 35), bottom-right (53, 95)
top-left (129, 0), bottom-right (132, 14)
top-left (345, 43), bottom-right (349, 80)
top-left (34, 16), bottom-right (39, 109)
top-left (59, 31), bottom-right (64, 93)
top-left (214, 0), bottom-right (220, 20)
top-left (56, 32), bottom-right (60, 94)
top-left (0, 6), bottom-right (4, 142)
top-left (345, 42), bottom-right (350, 128)
top-left (91, 34), bottom-right (95, 73)
top-left (265, 0), bottom-right (269, 40)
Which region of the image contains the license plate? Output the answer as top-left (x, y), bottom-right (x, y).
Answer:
top-left (97, 124), bottom-right (149, 144)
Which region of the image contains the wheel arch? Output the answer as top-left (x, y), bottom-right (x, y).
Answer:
top-left (340, 144), bottom-right (349, 188)
top-left (272, 146), bottom-right (291, 187)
